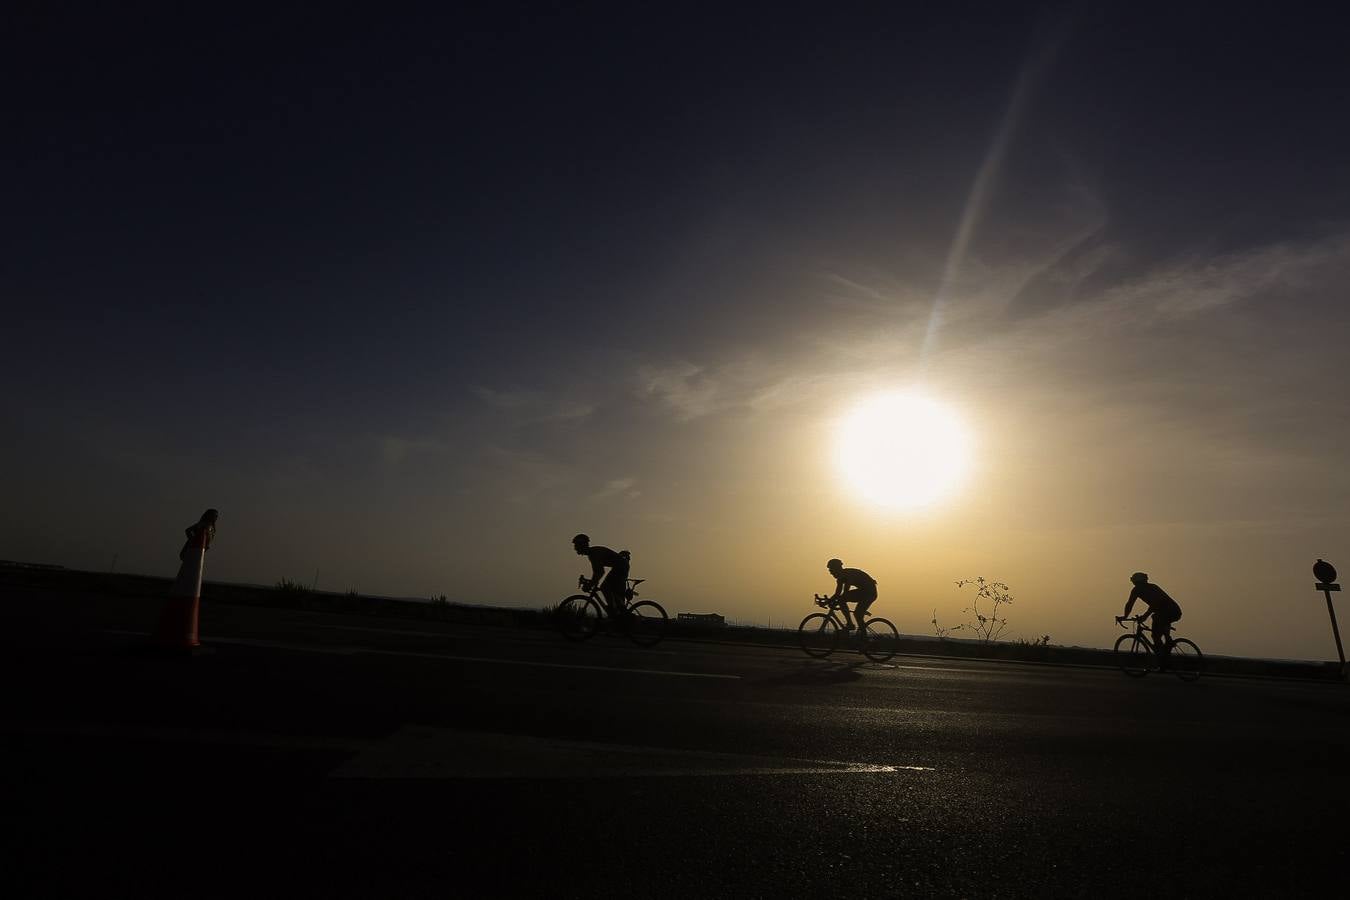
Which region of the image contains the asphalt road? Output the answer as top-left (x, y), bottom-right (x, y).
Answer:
top-left (4, 588), bottom-right (1348, 898)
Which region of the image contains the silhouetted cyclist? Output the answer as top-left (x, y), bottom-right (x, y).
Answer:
top-left (573, 533), bottom-right (630, 618)
top-left (826, 558), bottom-right (877, 634)
top-left (1117, 572), bottom-right (1183, 669)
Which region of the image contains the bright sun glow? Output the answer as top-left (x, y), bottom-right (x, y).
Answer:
top-left (835, 391), bottom-right (974, 510)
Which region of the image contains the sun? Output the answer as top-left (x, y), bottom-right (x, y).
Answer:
top-left (834, 391), bottom-right (974, 510)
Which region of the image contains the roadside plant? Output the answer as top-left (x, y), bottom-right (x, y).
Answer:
top-left (947, 577), bottom-right (1013, 643)
top-left (276, 577), bottom-right (310, 594)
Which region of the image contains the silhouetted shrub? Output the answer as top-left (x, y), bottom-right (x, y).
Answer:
top-left (937, 577), bottom-right (1013, 643)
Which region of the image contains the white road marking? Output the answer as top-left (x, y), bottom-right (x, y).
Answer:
top-left (104, 630), bottom-right (738, 680)
top-left (331, 727), bottom-right (935, 780)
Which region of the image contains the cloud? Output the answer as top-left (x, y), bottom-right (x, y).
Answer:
top-left (631, 228), bottom-right (1350, 442)
top-left (819, 271), bottom-right (932, 319)
top-left (472, 384), bottom-right (594, 423)
top-left (379, 436), bottom-right (446, 466)
top-left (637, 362), bottom-right (723, 421)
top-left (471, 386), bottom-right (537, 409)
top-left (591, 477), bottom-right (640, 502)
top-left (1101, 234), bottom-right (1350, 322)
top-left (480, 446), bottom-right (575, 506)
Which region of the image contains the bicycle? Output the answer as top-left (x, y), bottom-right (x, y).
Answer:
top-left (1113, 615), bottom-right (1203, 681)
top-left (555, 576), bottom-right (668, 648)
top-left (797, 594), bottom-right (900, 663)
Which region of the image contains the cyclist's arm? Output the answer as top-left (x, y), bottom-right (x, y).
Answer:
top-left (1121, 586), bottom-right (1141, 619)
top-left (830, 577), bottom-right (845, 600)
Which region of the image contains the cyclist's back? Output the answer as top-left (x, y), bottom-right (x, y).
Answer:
top-left (1127, 579), bottom-right (1181, 622)
top-left (835, 567), bottom-right (876, 592)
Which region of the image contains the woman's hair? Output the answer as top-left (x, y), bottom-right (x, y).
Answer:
top-left (200, 509), bottom-right (219, 524)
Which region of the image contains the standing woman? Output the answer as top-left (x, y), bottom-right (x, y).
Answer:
top-left (157, 508), bottom-right (219, 648)
top-left (181, 509), bottom-right (219, 560)
top-left (172, 508), bottom-right (218, 596)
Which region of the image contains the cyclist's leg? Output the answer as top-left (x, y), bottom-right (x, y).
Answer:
top-left (853, 586), bottom-right (877, 631)
top-left (600, 568), bottom-right (628, 617)
top-left (837, 596), bottom-right (856, 630)
top-left (1151, 614), bottom-right (1173, 669)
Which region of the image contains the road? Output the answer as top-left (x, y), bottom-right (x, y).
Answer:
top-left (3, 587), bottom-right (1348, 897)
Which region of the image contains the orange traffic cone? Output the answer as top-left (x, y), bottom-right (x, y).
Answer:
top-left (153, 528), bottom-right (207, 650)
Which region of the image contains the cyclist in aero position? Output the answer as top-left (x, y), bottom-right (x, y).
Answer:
top-left (572, 533), bottom-right (630, 618)
top-left (1118, 571), bottom-right (1183, 669)
top-left (826, 558), bottom-right (878, 635)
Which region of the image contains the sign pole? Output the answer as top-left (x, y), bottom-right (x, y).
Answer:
top-left (1318, 583), bottom-right (1345, 675)
top-left (1312, 560), bottom-right (1344, 677)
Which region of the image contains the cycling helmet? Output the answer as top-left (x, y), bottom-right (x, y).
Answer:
top-left (572, 533), bottom-right (590, 546)
top-left (1130, 572), bottom-right (1148, 586)
top-left (827, 558), bottom-right (843, 570)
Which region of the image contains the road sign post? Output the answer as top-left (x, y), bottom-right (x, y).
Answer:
top-left (1313, 559), bottom-right (1345, 676)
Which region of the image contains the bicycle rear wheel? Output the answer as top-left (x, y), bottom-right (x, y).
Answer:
top-left (625, 600), bottom-right (668, 648)
top-left (1169, 638), bottom-right (1203, 682)
top-left (798, 613), bottom-right (840, 658)
top-left (860, 617), bottom-right (900, 663)
top-left (1113, 634), bottom-right (1151, 677)
top-left (556, 595), bottom-right (603, 642)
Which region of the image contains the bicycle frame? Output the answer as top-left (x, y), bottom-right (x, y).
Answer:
top-left (577, 576), bottom-right (644, 618)
top-left (1119, 616), bottom-right (1175, 653)
top-left (814, 594), bottom-right (864, 628)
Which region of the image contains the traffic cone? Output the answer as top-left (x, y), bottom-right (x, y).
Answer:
top-left (153, 528), bottom-right (207, 650)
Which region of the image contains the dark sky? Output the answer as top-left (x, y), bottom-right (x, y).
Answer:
top-left (6, 3), bottom-right (1350, 657)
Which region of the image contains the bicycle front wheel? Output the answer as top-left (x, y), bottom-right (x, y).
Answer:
top-left (1170, 638), bottom-right (1203, 682)
top-left (556, 595), bottom-right (603, 642)
top-left (798, 613), bottom-right (840, 658)
top-left (625, 600), bottom-right (668, 648)
top-left (860, 617), bottom-right (900, 663)
top-left (1114, 633), bottom-right (1151, 677)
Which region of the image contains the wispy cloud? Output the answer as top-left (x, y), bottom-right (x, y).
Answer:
top-left (637, 362), bottom-right (724, 421)
top-left (481, 446), bottom-right (575, 506)
top-left (472, 385), bottom-right (595, 423)
top-left (1101, 234), bottom-right (1350, 321)
top-left (922, 13), bottom-right (1073, 366)
top-left (379, 436), bottom-right (446, 466)
top-left (471, 386), bottom-right (538, 409)
top-left (633, 229), bottom-right (1350, 436)
top-left (591, 477), bottom-right (640, 502)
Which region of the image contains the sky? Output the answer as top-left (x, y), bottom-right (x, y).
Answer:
top-left (5, 3), bottom-right (1350, 660)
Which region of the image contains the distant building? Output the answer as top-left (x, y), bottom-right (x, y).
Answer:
top-left (677, 612), bottom-right (726, 627)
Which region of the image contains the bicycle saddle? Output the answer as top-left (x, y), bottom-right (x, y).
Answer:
top-left (628, 579), bottom-right (645, 587)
